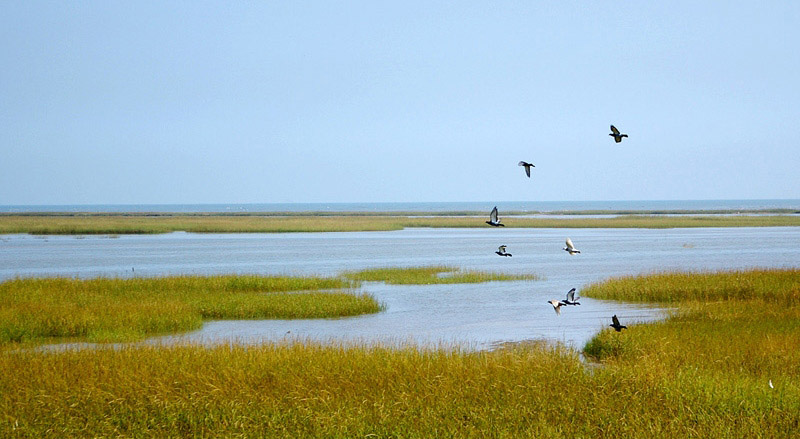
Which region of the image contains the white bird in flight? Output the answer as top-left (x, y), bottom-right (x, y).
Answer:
top-left (548, 299), bottom-right (564, 315)
top-left (563, 238), bottom-right (581, 255)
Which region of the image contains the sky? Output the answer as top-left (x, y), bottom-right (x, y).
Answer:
top-left (1, 1), bottom-right (799, 205)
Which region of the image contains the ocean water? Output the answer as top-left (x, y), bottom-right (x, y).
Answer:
top-left (2, 199), bottom-right (800, 213)
top-left (5, 226), bottom-right (800, 351)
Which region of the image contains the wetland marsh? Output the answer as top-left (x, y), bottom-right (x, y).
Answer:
top-left (2, 224), bottom-right (800, 436)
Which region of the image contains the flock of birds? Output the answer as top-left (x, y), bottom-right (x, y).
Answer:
top-left (487, 125), bottom-right (629, 332)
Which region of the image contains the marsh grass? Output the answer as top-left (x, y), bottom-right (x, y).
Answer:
top-left (0, 267), bottom-right (528, 345)
top-left (0, 275), bottom-right (379, 344)
top-left (581, 269), bottom-right (800, 435)
top-left (2, 340), bottom-right (798, 437)
top-left (582, 268), bottom-right (800, 303)
top-left (2, 269), bottom-right (800, 437)
top-left (2, 213), bottom-right (799, 234)
top-left (342, 266), bottom-right (537, 284)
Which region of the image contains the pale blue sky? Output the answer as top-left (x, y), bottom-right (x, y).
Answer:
top-left (1, 1), bottom-right (798, 205)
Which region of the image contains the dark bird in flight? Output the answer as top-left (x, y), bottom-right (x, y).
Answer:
top-left (486, 206), bottom-right (504, 227)
top-left (610, 314), bottom-right (627, 332)
top-left (548, 299), bottom-right (564, 315)
top-left (495, 245), bottom-right (512, 257)
top-left (609, 125), bottom-right (628, 143)
top-left (518, 161), bottom-right (535, 178)
top-left (563, 238), bottom-right (581, 255)
top-left (561, 288), bottom-right (580, 306)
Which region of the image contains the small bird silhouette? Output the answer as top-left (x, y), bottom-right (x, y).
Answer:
top-left (610, 315), bottom-right (627, 332)
top-left (561, 287), bottom-right (580, 306)
top-left (563, 238), bottom-right (581, 255)
top-left (609, 125), bottom-right (628, 143)
top-left (486, 206), bottom-right (504, 227)
top-left (518, 161), bottom-right (535, 178)
top-left (548, 299), bottom-right (564, 315)
top-left (495, 245), bottom-right (512, 257)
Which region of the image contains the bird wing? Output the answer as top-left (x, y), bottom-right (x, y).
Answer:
top-left (518, 161), bottom-right (531, 177)
top-left (566, 288), bottom-right (576, 301)
top-left (490, 206), bottom-right (498, 222)
top-left (610, 125), bottom-right (620, 135)
top-left (614, 136), bottom-right (622, 143)
top-left (612, 315), bottom-right (620, 326)
top-left (565, 238), bottom-right (575, 250)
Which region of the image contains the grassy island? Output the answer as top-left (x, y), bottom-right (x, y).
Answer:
top-left (1, 212), bottom-right (799, 234)
top-left (0, 275), bottom-right (375, 344)
top-left (343, 266), bottom-right (537, 284)
top-left (0, 267), bottom-right (534, 346)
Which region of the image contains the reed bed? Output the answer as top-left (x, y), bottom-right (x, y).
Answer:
top-left (0, 275), bottom-right (378, 344)
top-left (342, 266), bottom-right (537, 284)
top-left (2, 213), bottom-right (799, 234)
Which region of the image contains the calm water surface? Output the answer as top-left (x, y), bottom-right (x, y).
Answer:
top-left (3, 227), bottom-right (799, 350)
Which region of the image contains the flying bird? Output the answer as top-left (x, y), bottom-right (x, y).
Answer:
top-left (609, 125), bottom-right (628, 143)
top-left (548, 299), bottom-right (564, 315)
top-left (486, 206), bottom-right (504, 227)
top-left (561, 288), bottom-right (580, 306)
top-left (495, 245), bottom-right (512, 257)
top-left (610, 315), bottom-right (627, 332)
top-left (563, 238), bottom-right (581, 255)
top-left (518, 161), bottom-right (535, 178)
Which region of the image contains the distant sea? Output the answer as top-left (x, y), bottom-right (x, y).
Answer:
top-left (2, 200), bottom-right (799, 213)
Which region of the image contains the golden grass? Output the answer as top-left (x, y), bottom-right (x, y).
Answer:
top-left (342, 266), bottom-right (537, 284)
top-left (1, 213), bottom-right (799, 234)
top-left (2, 339), bottom-right (798, 437)
top-left (2, 269), bottom-right (800, 437)
top-left (0, 267), bottom-right (532, 346)
top-left (0, 275), bottom-right (378, 344)
top-left (582, 269), bottom-right (800, 435)
top-left (582, 268), bottom-right (800, 303)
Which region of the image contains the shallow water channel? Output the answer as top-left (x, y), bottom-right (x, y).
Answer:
top-left (3, 227), bottom-right (799, 350)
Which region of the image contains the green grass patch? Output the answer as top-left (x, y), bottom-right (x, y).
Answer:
top-left (0, 275), bottom-right (380, 344)
top-left (2, 213), bottom-right (799, 234)
top-left (342, 266), bottom-right (537, 284)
